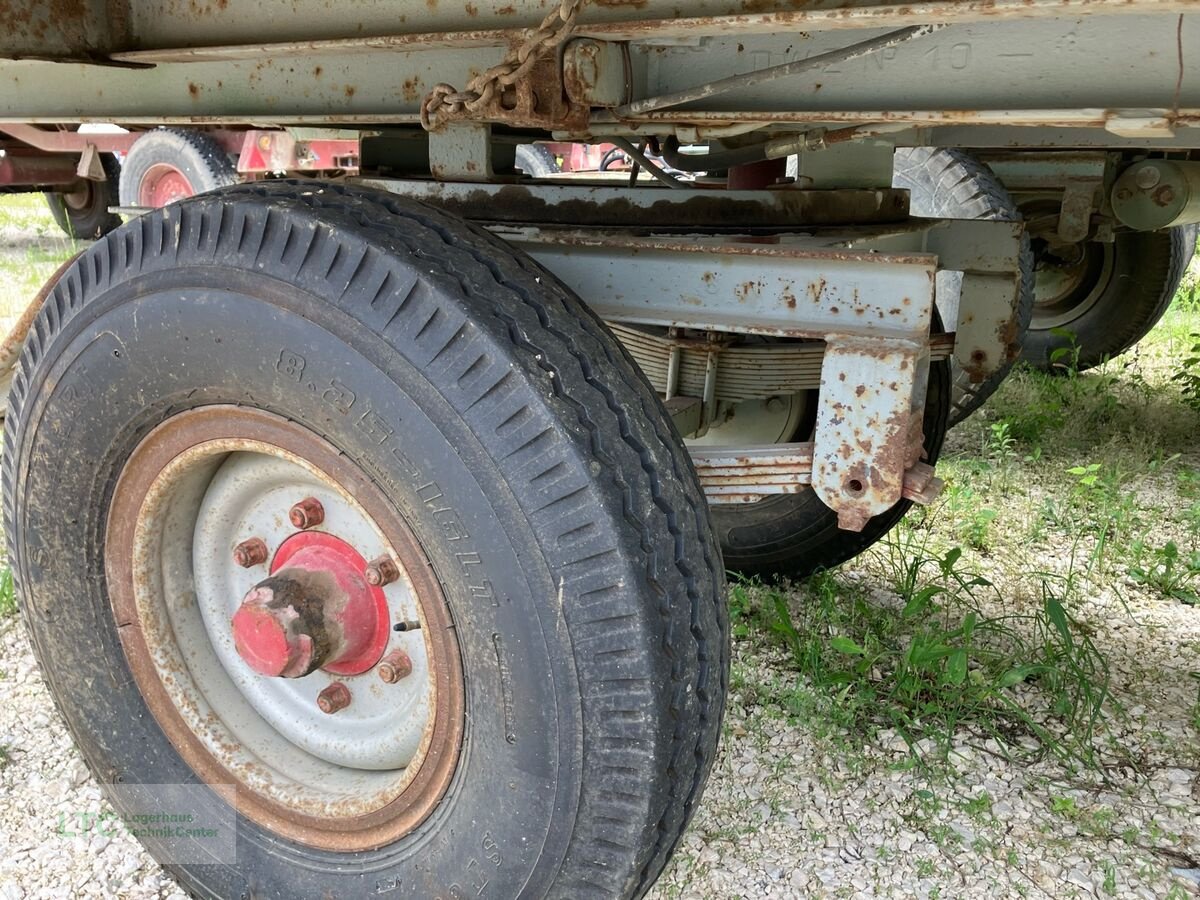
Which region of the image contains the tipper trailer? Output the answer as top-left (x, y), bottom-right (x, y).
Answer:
top-left (0, 2), bottom-right (1198, 897)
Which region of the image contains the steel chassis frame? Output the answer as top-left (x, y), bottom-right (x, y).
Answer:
top-left (0, 1), bottom-right (1189, 526)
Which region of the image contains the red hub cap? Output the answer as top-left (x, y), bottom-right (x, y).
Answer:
top-left (231, 531), bottom-right (390, 678)
top-left (138, 163), bottom-right (196, 207)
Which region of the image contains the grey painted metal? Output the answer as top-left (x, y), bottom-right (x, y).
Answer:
top-left (1110, 160), bottom-right (1200, 230)
top-left (486, 217), bottom-right (1023, 380)
top-left (497, 226), bottom-right (939, 339)
top-left (0, 6), bottom-right (1196, 152)
top-left (493, 222), bottom-right (953, 528)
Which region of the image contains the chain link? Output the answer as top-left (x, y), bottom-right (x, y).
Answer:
top-left (420, 0), bottom-right (585, 130)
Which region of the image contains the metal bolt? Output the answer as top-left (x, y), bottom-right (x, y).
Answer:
top-left (1134, 165), bottom-right (1162, 190)
top-left (317, 682), bottom-right (351, 714)
top-left (1116, 188), bottom-right (1133, 201)
top-left (765, 396), bottom-right (786, 413)
top-left (233, 537), bottom-right (269, 568)
top-left (1154, 185), bottom-right (1176, 205)
top-left (365, 555), bottom-right (400, 587)
top-left (393, 619), bottom-right (423, 632)
top-left (289, 497), bottom-right (325, 530)
top-left (378, 649), bottom-right (413, 683)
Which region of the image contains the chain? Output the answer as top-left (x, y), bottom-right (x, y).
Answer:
top-left (420, 0), bottom-right (585, 130)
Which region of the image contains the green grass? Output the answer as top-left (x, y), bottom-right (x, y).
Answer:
top-left (0, 569), bottom-right (14, 620)
top-left (0, 194), bottom-right (82, 323)
top-left (730, 540), bottom-right (1112, 770)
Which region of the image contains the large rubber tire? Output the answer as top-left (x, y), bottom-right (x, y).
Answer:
top-left (515, 144), bottom-right (561, 178)
top-left (893, 147), bottom-right (1035, 425)
top-left (117, 128), bottom-right (237, 207)
top-left (1020, 225), bottom-right (1197, 372)
top-left (713, 347), bottom-right (950, 580)
top-left (4, 181), bottom-right (727, 898)
top-left (43, 153), bottom-right (122, 239)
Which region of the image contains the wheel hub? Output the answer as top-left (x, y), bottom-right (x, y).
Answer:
top-left (139, 162), bottom-right (195, 206)
top-left (231, 532), bottom-right (390, 678)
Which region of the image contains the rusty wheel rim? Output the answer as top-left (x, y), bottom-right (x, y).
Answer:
top-left (106, 406), bottom-right (465, 850)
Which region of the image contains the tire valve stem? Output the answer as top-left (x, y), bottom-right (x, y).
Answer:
top-left (317, 682), bottom-right (351, 714)
top-left (393, 619), bottom-right (422, 633)
top-left (233, 537), bottom-right (269, 568)
top-left (289, 497), bottom-right (325, 530)
top-left (365, 555), bottom-right (400, 587)
top-left (378, 649), bottom-right (413, 683)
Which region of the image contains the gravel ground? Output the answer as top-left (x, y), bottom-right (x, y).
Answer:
top-left (0, 198), bottom-right (1198, 898)
top-left (2, 560), bottom-right (1198, 899)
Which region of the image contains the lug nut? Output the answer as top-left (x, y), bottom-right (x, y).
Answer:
top-left (317, 682), bottom-right (351, 714)
top-left (233, 537), bottom-right (269, 568)
top-left (378, 649), bottom-right (413, 683)
top-left (365, 555), bottom-right (400, 587)
top-left (289, 497), bottom-right (325, 530)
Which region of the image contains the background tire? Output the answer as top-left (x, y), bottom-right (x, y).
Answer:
top-left (5, 181), bottom-right (727, 898)
top-left (515, 144), bottom-right (561, 178)
top-left (1020, 225), bottom-right (1197, 372)
top-left (893, 147), bottom-right (1035, 425)
top-left (117, 128), bottom-right (236, 208)
top-left (43, 153), bottom-right (122, 239)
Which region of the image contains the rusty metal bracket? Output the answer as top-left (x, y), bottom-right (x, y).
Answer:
top-left (433, 48), bottom-right (590, 132)
top-left (692, 444), bottom-right (945, 510)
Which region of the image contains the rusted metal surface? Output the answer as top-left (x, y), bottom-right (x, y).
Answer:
top-left (365, 555), bottom-right (400, 588)
top-left (105, 406), bottom-right (464, 851)
top-left (232, 537), bottom-right (269, 568)
top-left (812, 335), bottom-right (928, 531)
top-left (610, 323), bottom-right (954, 401)
top-left (901, 461), bottom-right (945, 505)
top-left (316, 682), bottom-right (352, 715)
top-left (693, 444), bottom-right (814, 501)
top-left (0, 151), bottom-right (81, 186)
top-left (361, 178), bottom-right (911, 229)
top-left (693, 442), bottom-right (945, 508)
top-left (378, 650), bottom-right (415, 684)
top-left (0, 123), bottom-right (138, 152)
top-left (288, 496), bottom-right (324, 529)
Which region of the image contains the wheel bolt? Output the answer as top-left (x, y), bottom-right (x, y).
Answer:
top-left (378, 649), bottom-right (413, 683)
top-left (365, 555), bottom-right (400, 587)
top-left (233, 537), bottom-right (269, 568)
top-left (317, 682), bottom-right (351, 714)
top-left (1135, 165), bottom-right (1161, 190)
top-left (289, 497), bottom-right (325, 530)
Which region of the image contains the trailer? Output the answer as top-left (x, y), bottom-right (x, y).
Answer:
top-left (0, 2), bottom-right (1198, 897)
